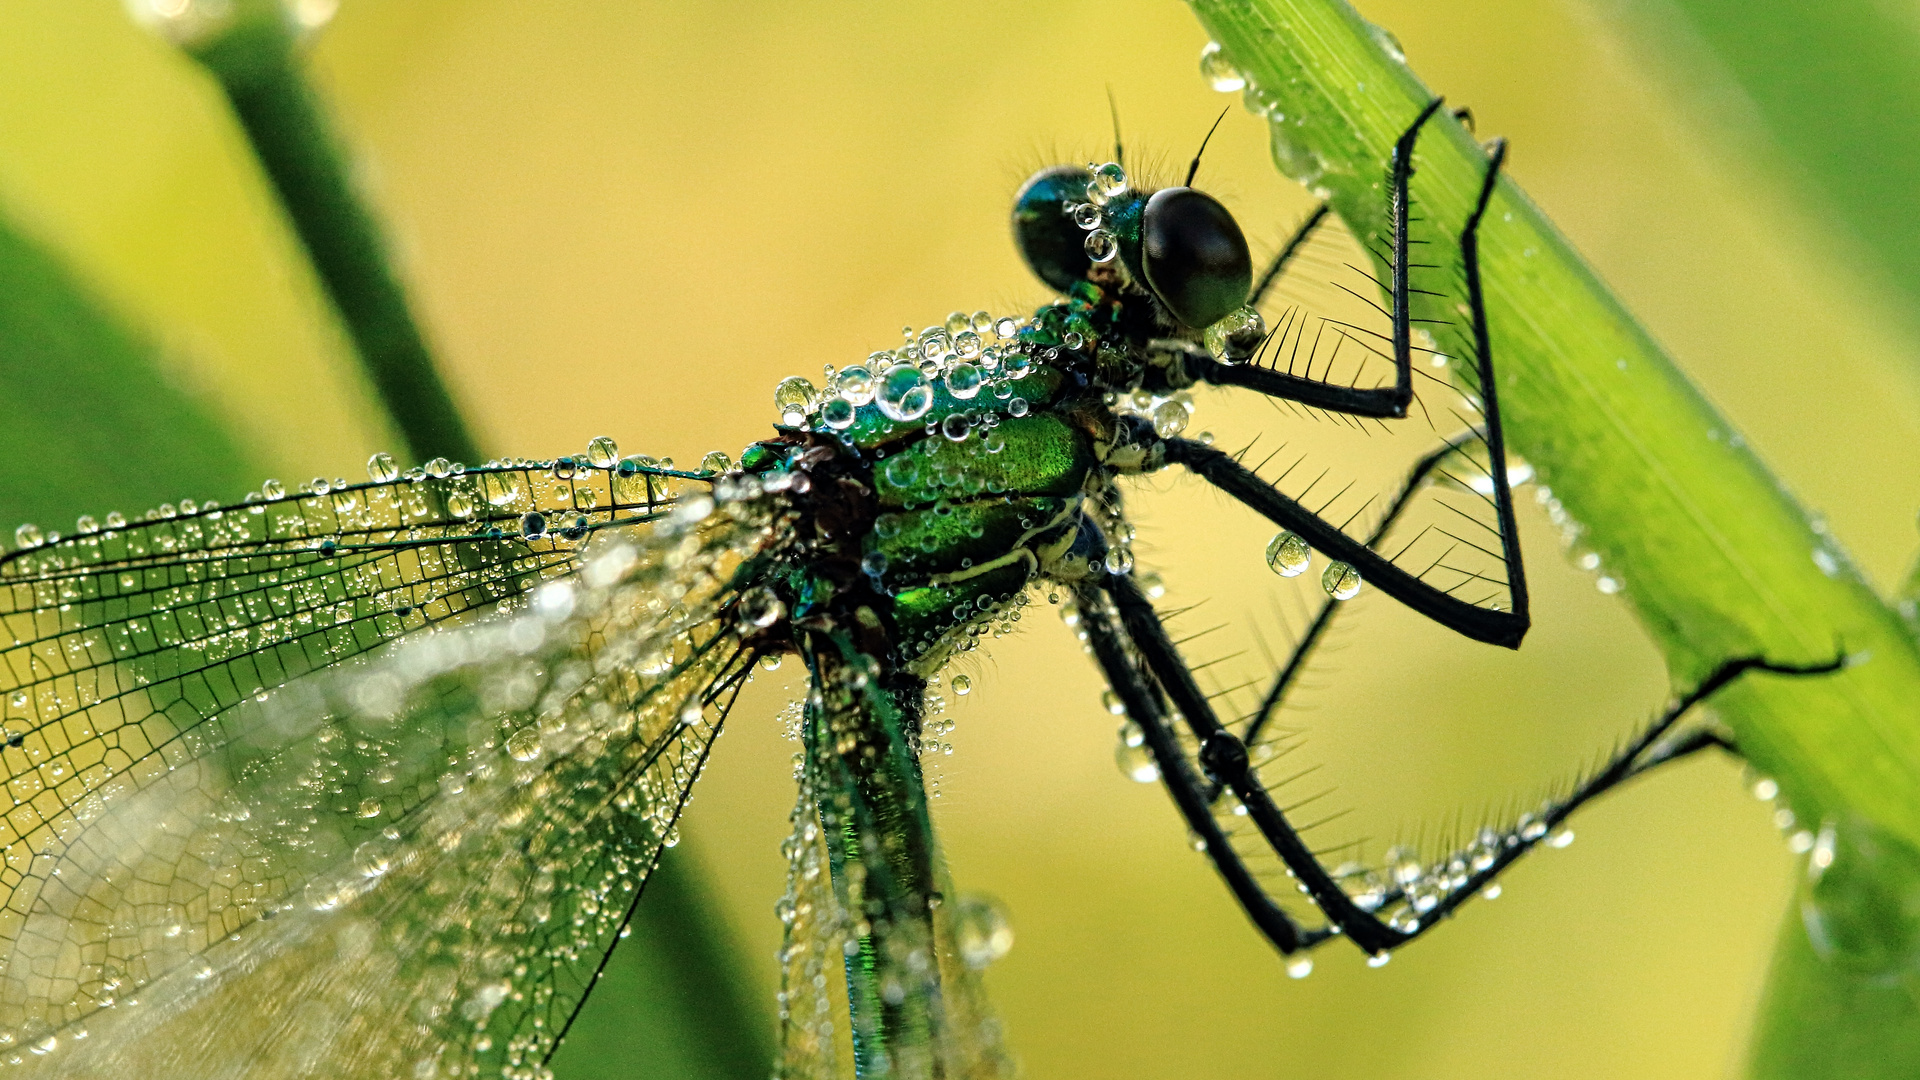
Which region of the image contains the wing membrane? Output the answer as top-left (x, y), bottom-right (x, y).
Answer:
top-left (0, 458), bottom-right (782, 1077)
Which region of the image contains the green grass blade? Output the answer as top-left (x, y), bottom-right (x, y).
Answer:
top-left (1591, 0), bottom-right (1920, 369)
top-left (1185, 1), bottom-right (1920, 1074)
top-left (0, 208), bottom-right (257, 523)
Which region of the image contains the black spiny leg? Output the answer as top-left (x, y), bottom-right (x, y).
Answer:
top-left (1102, 566), bottom-right (1843, 959)
top-left (1224, 428), bottom-right (1501, 792)
top-left (1247, 203), bottom-right (1333, 311)
top-left (1186, 98), bottom-right (1444, 417)
top-left (1167, 129), bottom-right (1530, 650)
top-left (1071, 579), bottom-right (1331, 955)
top-left (1108, 131), bottom-right (1846, 961)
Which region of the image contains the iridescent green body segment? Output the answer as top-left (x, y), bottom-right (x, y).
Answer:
top-left (749, 271), bottom-right (1172, 1077)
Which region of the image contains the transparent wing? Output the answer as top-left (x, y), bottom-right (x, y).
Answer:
top-left (774, 704), bottom-right (855, 1080)
top-left (0, 457), bottom-right (785, 1077)
top-left (774, 654), bottom-right (1012, 1080)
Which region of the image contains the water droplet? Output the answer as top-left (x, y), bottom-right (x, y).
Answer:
top-left (700, 451), bottom-right (733, 476)
top-left (1104, 547), bottom-right (1134, 574)
top-left (1547, 827), bottom-right (1574, 849)
top-left (835, 365), bottom-right (876, 406)
top-left (941, 414), bottom-right (971, 442)
top-left (1152, 400), bottom-right (1189, 438)
top-left (11, 524), bottom-right (43, 550)
top-left (424, 458), bottom-right (452, 479)
top-left (1322, 561), bottom-right (1362, 600)
top-left (1481, 883), bottom-right (1502, 900)
top-left (1007, 397), bottom-right (1030, 418)
top-left (953, 331), bottom-right (982, 360)
top-left (21, 1019), bottom-right (54, 1056)
top-left (354, 840), bottom-right (390, 878)
top-left (1803, 814), bottom-right (1920, 977)
top-left (1203, 306), bottom-right (1266, 362)
top-left (1102, 690), bottom-right (1127, 716)
top-left (1265, 532), bottom-right (1311, 577)
top-left (1084, 230), bottom-right (1118, 263)
top-left (521, 511), bottom-right (547, 538)
top-left (1753, 776), bottom-right (1781, 801)
top-left (994, 317), bottom-right (1019, 339)
top-left (1072, 203), bottom-right (1103, 230)
top-left (876, 365), bottom-right (934, 422)
top-left (821, 398), bottom-right (857, 430)
top-left (950, 674), bottom-right (971, 696)
top-left (951, 894), bottom-right (1014, 969)
top-left (759, 654), bottom-right (784, 672)
top-left (945, 361), bottom-right (983, 400)
top-left (447, 491), bottom-right (474, 518)
top-left (773, 376), bottom-right (818, 426)
top-left (737, 586), bottom-right (786, 630)
top-left (1004, 353), bottom-right (1032, 378)
top-left (1367, 952), bottom-right (1392, 968)
top-left (366, 451), bottom-right (399, 483)
top-left (1286, 956), bottom-right (1313, 979)
top-left (506, 727), bottom-right (542, 762)
top-left (1115, 722), bottom-right (1159, 782)
top-left (260, 478), bottom-right (286, 500)
top-left (1091, 162), bottom-right (1128, 198)
top-left (1199, 42), bottom-right (1247, 92)
top-left (585, 436), bottom-right (620, 469)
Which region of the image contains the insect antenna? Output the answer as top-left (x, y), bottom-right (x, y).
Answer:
top-left (1106, 85), bottom-right (1125, 168)
top-left (1184, 106), bottom-right (1231, 187)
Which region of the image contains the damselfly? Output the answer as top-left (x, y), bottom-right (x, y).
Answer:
top-left (0, 66), bottom-right (1841, 1077)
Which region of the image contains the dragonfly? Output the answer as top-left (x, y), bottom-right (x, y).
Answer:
top-left (0, 96), bottom-right (1837, 1080)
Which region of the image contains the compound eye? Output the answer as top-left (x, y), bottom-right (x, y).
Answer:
top-left (1140, 187), bottom-right (1252, 329)
top-left (1012, 165), bottom-right (1095, 294)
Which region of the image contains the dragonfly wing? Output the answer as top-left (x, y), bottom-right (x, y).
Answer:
top-left (777, 644), bottom-right (1013, 1080)
top-left (0, 463), bottom-right (788, 1077)
top-left (773, 728), bottom-right (855, 1080)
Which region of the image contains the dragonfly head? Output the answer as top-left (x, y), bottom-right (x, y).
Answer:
top-left (1012, 162), bottom-right (1252, 332)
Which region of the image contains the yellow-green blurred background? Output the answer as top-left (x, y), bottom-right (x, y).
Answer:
top-left (3, 2), bottom-right (1919, 1078)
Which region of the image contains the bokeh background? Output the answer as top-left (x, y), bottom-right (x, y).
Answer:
top-left (3, 2), bottom-right (1918, 1078)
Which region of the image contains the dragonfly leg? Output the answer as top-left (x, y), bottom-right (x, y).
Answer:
top-left (1162, 132), bottom-right (1532, 649)
top-left (1186, 98), bottom-right (1444, 418)
top-left (1099, 567), bottom-right (1844, 960)
top-left (799, 631), bottom-right (947, 1079)
top-left (1223, 429), bottom-right (1497, 794)
top-left (1247, 202), bottom-right (1333, 311)
top-left (1071, 579), bottom-right (1328, 955)
top-left (1361, 651), bottom-right (1847, 947)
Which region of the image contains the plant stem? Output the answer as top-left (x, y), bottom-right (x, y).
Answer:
top-left (1185, 0), bottom-right (1920, 1074)
top-left (187, 13), bottom-right (480, 466)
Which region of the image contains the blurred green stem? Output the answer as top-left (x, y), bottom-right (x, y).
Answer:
top-left (1590, 0), bottom-right (1920, 372)
top-left (167, 10), bottom-right (775, 1077)
top-left (1185, 1), bottom-right (1920, 1075)
top-left (0, 209), bottom-right (257, 526)
top-left (187, 10), bottom-right (479, 465)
